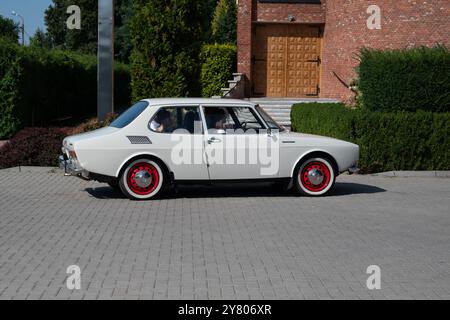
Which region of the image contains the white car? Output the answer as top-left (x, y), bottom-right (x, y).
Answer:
top-left (59, 98), bottom-right (359, 200)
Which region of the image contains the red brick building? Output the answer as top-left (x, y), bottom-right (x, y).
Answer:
top-left (237, 0), bottom-right (450, 101)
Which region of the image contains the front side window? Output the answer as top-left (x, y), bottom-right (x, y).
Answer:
top-left (204, 107), bottom-right (265, 133)
top-left (149, 106), bottom-right (202, 134)
top-left (110, 101), bottom-right (149, 129)
top-left (256, 106), bottom-right (285, 131)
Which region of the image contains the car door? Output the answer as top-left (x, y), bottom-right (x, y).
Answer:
top-left (201, 105), bottom-right (280, 180)
top-left (148, 105), bottom-right (209, 181)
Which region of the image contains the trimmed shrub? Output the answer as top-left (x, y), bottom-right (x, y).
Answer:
top-left (291, 103), bottom-right (354, 142)
top-left (69, 112), bottom-right (118, 135)
top-left (0, 127), bottom-right (72, 168)
top-left (200, 44), bottom-right (237, 97)
top-left (291, 103), bottom-right (450, 173)
top-left (0, 39), bottom-right (131, 139)
top-left (0, 114), bottom-right (118, 169)
top-left (358, 46), bottom-right (450, 112)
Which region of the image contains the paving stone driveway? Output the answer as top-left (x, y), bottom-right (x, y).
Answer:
top-left (0, 167), bottom-right (449, 300)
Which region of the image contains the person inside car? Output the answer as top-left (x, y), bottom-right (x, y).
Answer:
top-left (150, 109), bottom-right (172, 133)
top-left (205, 108), bottom-right (232, 131)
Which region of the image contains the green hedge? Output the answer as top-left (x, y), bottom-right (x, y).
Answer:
top-left (200, 44), bottom-right (237, 97)
top-left (0, 38), bottom-right (131, 139)
top-left (291, 103), bottom-right (450, 173)
top-left (358, 46), bottom-right (450, 112)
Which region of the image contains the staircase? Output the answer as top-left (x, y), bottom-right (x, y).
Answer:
top-left (215, 73), bottom-right (245, 99)
top-left (249, 98), bottom-right (341, 128)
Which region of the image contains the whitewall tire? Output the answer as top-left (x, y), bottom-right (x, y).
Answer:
top-left (294, 157), bottom-right (336, 196)
top-left (119, 159), bottom-right (165, 200)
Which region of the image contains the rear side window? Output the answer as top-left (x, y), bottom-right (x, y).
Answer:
top-left (110, 101), bottom-right (149, 128)
top-left (149, 106), bottom-right (202, 134)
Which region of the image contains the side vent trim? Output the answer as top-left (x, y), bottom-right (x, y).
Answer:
top-left (127, 136), bottom-right (152, 145)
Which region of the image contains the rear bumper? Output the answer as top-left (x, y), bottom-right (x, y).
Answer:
top-left (348, 164), bottom-right (360, 174)
top-left (58, 155), bottom-right (89, 179)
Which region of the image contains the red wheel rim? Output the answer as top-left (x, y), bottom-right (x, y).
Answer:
top-left (126, 162), bottom-right (160, 195)
top-left (300, 161), bottom-right (331, 192)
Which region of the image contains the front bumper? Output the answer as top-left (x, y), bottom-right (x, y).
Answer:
top-left (58, 155), bottom-right (89, 179)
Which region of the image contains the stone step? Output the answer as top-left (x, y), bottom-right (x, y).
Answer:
top-left (262, 107), bottom-right (292, 112)
top-left (256, 104), bottom-right (294, 109)
top-left (250, 98), bottom-right (340, 104)
top-left (260, 109), bottom-right (292, 114)
top-left (232, 73), bottom-right (243, 82)
top-left (267, 115), bottom-right (291, 120)
top-left (266, 114), bottom-right (291, 119)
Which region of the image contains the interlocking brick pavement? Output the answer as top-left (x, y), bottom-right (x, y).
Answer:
top-left (0, 167), bottom-right (449, 300)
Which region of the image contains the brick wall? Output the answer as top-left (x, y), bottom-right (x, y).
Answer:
top-left (237, 0), bottom-right (450, 100)
top-left (237, 0), bottom-right (253, 95)
top-left (321, 0), bottom-right (450, 101)
top-left (256, 1), bottom-right (326, 23)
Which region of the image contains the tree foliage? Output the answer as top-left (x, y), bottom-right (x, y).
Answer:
top-left (44, 0), bottom-right (134, 61)
top-left (29, 28), bottom-right (52, 49)
top-left (211, 0), bottom-right (237, 44)
top-left (0, 15), bottom-right (19, 43)
top-left (130, 0), bottom-right (207, 100)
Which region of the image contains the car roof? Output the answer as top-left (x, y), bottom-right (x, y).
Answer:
top-left (141, 98), bottom-right (257, 107)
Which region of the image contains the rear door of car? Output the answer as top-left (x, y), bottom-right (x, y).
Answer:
top-left (148, 104), bottom-right (209, 180)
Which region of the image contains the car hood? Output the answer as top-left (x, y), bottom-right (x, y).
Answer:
top-left (279, 130), bottom-right (337, 141)
top-left (278, 131), bottom-right (356, 147)
top-left (63, 126), bottom-right (120, 148)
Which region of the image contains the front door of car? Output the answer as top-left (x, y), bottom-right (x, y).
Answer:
top-left (201, 106), bottom-right (280, 180)
top-left (148, 105), bottom-right (209, 180)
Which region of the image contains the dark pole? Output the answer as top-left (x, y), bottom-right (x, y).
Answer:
top-left (98, 0), bottom-right (115, 121)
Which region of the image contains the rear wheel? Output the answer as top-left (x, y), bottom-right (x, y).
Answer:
top-left (119, 159), bottom-right (165, 200)
top-left (294, 157), bottom-right (336, 196)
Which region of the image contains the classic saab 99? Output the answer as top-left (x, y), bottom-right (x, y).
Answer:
top-left (59, 98), bottom-right (359, 200)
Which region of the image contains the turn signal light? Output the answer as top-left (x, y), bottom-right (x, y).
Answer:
top-left (69, 150), bottom-right (78, 159)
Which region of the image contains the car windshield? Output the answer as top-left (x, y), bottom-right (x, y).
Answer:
top-left (256, 106), bottom-right (286, 132)
top-left (110, 101), bottom-right (149, 128)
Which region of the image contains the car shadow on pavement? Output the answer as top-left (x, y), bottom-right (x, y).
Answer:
top-left (85, 182), bottom-right (385, 200)
top-left (332, 182), bottom-right (386, 196)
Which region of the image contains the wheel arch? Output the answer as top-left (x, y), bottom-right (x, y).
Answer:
top-left (291, 150), bottom-right (339, 178)
top-left (116, 153), bottom-right (172, 183)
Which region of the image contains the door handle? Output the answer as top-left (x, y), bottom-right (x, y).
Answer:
top-left (208, 137), bottom-right (221, 144)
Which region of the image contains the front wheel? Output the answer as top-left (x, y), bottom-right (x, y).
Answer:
top-left (119, 159), bottom-right (165, 200)
top-left (294, 157), bottom-right (336, 196)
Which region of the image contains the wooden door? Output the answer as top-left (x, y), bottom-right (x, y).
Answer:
top-left (252, 24), bottom-right (322, 97)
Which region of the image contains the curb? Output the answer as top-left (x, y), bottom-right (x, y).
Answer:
top-left (371, 171), bottom-right (450, 178)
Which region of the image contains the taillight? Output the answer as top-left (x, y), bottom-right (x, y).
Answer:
top-left (69, 150), bottom-right (78, 159)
